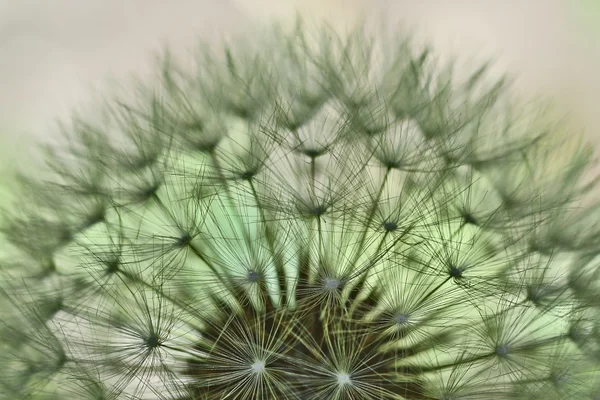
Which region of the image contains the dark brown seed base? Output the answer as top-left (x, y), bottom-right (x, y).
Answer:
top-left (184, 255), bottom-right (434, 400)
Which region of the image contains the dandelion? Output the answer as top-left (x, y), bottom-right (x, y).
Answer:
top-left (2, 18), bottom-right (600, 399)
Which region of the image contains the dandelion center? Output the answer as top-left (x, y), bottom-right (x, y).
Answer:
top-left (323, 277), bottom-right (341, 290)
top-left (336, 372), bottom-right (352, 386)
top-left (251, 360), bottom-right (266, 374)
top-left (145, 334), bottom-right (160, 349)
top-left (495, 344), bottom-right (510, 358)
top-left (247, 270), bottom-right (262, 283)
top-left (394, 313), bottom-right (410, 325)
top-left (383, 220), bottom-right (398, 232)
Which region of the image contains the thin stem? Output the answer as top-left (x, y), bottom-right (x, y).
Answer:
top-left (350, 166), bottom-right (392, 269)
top-left (209, 150), bottom-right (253, 248)
top-left (247, 178), bottom-right (287, 304)
top-left (115, 268), bottom-right (199, 320)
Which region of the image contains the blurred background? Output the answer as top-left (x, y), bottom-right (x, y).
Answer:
top-left (0, 0), bottom-right (599, 202)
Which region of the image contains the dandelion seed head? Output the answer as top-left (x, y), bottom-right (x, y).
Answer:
top-left (394, 313), bottom-right (410, 325)
top-left (177, 230), bottom-right (192, 244)
top-left (250, 359), bottom-right (266, 374)
top-left (104, 258), bottom-right (120, 274)
top-left (323, 277), bottom-right (342, 291)
top-left (2, 17), bottom-right (600, 400)
top-left (449, 265), bottom-right (464, 279)
top-left (313, 205), bottom-right (327, 216)
top-left (495, 344), bottom-right (510, 358)
top-left (461, 212), bottom-right (478, 226)
top-left (239, 170), bottom-right (256, 180)
top-left (383, 220), bottom-right (398, 232)
top-left (336, 372), bottom-right (352, 386)
top-left (246, 270), bottom-right (262, 283)
top-left (145, 334), bottom-right (161, 349)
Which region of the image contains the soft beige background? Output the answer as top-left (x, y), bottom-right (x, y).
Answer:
top-left (1, 0), bottom-right (599, 196)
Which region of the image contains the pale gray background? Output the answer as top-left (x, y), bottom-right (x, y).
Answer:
top-left (1, 0), bottom-right (599, 197)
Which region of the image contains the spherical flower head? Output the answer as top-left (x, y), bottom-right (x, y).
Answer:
top-left (2, 17), bottom-right (600, 400)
